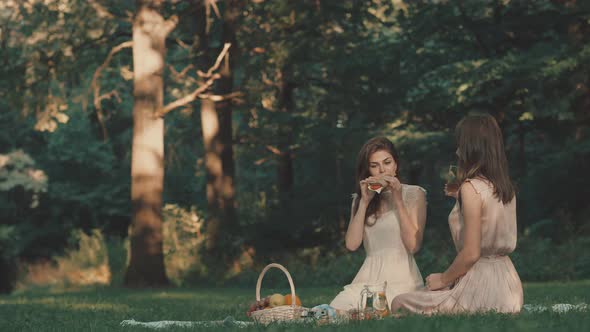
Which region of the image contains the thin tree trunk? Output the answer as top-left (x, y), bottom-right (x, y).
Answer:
top-left (277, 67), bottom-right (295, 195)
top-left (125, 0), bottom-right (172, 287)
top-left (196, 1), bottom-right (241, 264)
top-left (0, 257), bottom-right (16, 293)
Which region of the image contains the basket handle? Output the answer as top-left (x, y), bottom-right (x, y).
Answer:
top-left (255, 263), bottom-right (298, 308)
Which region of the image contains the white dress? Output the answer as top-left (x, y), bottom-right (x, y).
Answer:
top-left (330, 184), bottom-right (426, 311)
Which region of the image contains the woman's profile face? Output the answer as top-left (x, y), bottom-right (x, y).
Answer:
top-left (368, 150), bottom-right (397, 177)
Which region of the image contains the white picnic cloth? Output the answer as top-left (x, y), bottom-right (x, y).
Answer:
top-left (120, 316), bottom-right (252, 329)
top-left (523, 303), bottom-right (588, 313)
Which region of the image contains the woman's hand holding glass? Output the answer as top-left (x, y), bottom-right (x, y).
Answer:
top-left (443, 165), bottom-right (459, 199)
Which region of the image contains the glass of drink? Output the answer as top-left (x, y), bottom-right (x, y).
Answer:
top-left (443, 165), bottom-right (460, 196)
top-left (359, 281), bottom-right (389, 319)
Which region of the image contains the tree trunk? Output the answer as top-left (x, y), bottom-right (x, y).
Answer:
top-left (196, 1), bottom-right (241, 264)
top-left (277, 67), bottom-right (295, 194)
top-left (0, 257), bottom-right (16, 294)
top-left (125, 0), bottom-right (171, 287)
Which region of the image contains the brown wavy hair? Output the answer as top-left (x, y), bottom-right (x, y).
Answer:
top-left (455, 113), bottom-right (515, 203)
top-left (353, 137), bottom-right (400, 225)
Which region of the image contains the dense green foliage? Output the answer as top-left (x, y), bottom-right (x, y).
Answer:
top-left (1, 0), bottom-right (589, 288)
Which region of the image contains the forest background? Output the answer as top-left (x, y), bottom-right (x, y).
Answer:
top-left (1, 0), bottom-right (589, 293)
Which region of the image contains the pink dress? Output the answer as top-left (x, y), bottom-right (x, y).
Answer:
top-left (391, 178), bottom-right (523, 314)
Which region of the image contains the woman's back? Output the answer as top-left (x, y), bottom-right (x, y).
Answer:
top-left (450, 178), bottom-right (517, 256)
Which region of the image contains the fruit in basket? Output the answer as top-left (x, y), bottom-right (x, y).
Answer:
top-left (268, 293), bottom-right (285, 307)
top-left (246, 297), bottom-right (271, 317)
top-left (246, 302), bottom-right (258, 317)
top-left (284, 294), bottom-right (302, 306)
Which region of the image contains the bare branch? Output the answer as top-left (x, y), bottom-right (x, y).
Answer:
top-left (175, 38), bottom-right (191, 49)
top-left (261, 70), bottom-right (282, 88)
top-left (207, 0), bottom-right (222, 18)
top-left (168, 64), bottom-right (198, 84)
top-left (164, 15), bottom-right (179, 35)
top-left (261, 72), bottom-right (277, 87)
top-left (95, 108), bottom-right (108, 141)
top-left (197, 43), bottom-right (232, 78)
top-left (89, 0), bottom-right (133, 22)
top-left (203, 0), bottom-right (221, 35)
top-left (94, 89), bottom-right (123, 140)
top-left (157, 73), bottom-right (221, 117)
top-left (158, 43), bottom-right (233, 117)
top-left (266, 145), bottom-right (282, 155)
top-left (175, 64), bottom-right (195, 77)
top-left (198, 91), bottom-right (244, 102)
top-left (205, 0), bottom-right (212, 34)
top-left (254, 157), bottom-right (270, 165)
top-left (89, 40), bottom-right (133, 140)
top-left (88, 0), bottom-right (115, 19)
top-left (89, 41), bottom-right (133, 99)
top-left (255, 144), bottom-right (300, 164)
top-left (97, 90), bottom-right (122, 104)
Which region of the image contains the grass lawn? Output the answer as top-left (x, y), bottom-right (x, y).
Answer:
top-left (1, 280), bottom-right (589, 331)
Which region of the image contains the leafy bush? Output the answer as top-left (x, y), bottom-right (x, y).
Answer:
top-left (16, 229), bottom-right (111, 290)
top-left (512, 235), bottom-right (590, 281)
top-left (0, 150), bottom-right (48, 292)
top-left (161, 204), bottom-right (207, 286)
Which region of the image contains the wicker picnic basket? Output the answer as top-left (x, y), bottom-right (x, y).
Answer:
top-left (250, 263), bottom-right (308, 324)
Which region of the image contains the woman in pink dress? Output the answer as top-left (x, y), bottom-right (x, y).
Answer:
top-left (391, 114), bottom-right (523, 315)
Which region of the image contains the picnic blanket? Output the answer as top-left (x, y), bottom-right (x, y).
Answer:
top-left (120, 316), bottom-right (253, 329)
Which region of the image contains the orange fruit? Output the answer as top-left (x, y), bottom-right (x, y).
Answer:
top-left (284, 294), bottom-right (301, 306)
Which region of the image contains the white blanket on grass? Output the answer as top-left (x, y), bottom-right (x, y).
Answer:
top-left (120, 316), bottom-right (253, 329)
top-left (522, 303), bottom-right (588, 313)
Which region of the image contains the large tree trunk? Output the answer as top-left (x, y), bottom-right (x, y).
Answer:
top-left (125, 0), bottom-right (172, 287)
top-left (196, 1), bottom-right (241, 264)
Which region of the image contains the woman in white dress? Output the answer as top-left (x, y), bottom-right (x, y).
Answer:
top-left (330, 137), bottom-right (427, 311)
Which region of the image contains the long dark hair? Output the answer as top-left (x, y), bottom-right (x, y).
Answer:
top-left (353, 137), bottom-right (400, 224)
top-left (455, 113), bottom-right (515, 203)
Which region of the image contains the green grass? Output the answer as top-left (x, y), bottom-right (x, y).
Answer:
top-left (1, 280), bottom-right (589, 331)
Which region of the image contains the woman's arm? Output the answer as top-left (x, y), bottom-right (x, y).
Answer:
top-left (392, 187), bottom-right (427, 254)
top-left (345, 178), bottom-right (375, 251)
top-left (426, 182), bottom-right (482, 290)
top-left (345, 197), bottom-right (369, 251)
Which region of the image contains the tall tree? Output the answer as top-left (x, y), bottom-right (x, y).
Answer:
top-left (194, 0), bottom-right (242, 267)
top-left (125, 0), bottom-right (176, 286)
